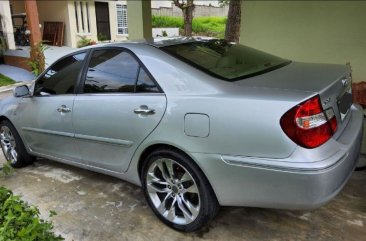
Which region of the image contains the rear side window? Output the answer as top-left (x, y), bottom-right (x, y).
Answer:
top-left (136, 68), bottom-right (159, 93)
top-left (83, 49), bottom-right (159, 93)
top-left (34, 52), bottom-right (86, 95)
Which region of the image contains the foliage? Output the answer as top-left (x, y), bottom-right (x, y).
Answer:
top-left (0, 161), bottom-right (14, 177)
top-left (77, 36), bottom-right (96, 48)
top-left (28, 42), bottom-right (47, 77)
top-left (97, 33), bottom-right (109, 42)
top-left (152, 16), bottom-right (227, 38)
top-left (152, 15), bottom-right (183, 29)
top-left (0, 74), bottom-right (16, 87)
top-left (0, 186), bottom-right (64, 241)
top-left (219, 0), bottom-right (230, 7)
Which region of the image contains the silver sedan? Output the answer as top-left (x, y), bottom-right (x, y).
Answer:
top-left (0, 38), bottom-right (363, 232)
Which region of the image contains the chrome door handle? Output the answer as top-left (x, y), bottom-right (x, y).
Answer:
top-left (134, 105), bottom-right (155, 115)
top-left (57, 105), bottom-right (71, 113)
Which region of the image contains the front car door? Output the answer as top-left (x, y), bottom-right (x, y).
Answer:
top-left (17, 51), bottom-right (87, 162)
top-left (73, 48), bottom-right (167, 172)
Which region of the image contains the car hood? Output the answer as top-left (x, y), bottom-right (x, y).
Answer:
top-left (233, 62), bottom-right (349, 93)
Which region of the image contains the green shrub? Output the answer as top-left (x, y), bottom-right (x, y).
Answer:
top-left (152, 15), bottom-right (227, 38)
top-left (152, 15), bottom-right (184, 28)
top-left (0, 187), bottom-right (63, 241)
top-left (77, 36), bottom-right (96, 48)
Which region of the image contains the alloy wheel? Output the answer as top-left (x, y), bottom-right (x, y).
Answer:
top-left (0, 126), bottom-right (18, 164)
top-left (146, 158), bottom-right (201, 225)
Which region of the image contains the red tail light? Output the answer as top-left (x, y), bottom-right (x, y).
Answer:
top-left (280, 95), bottom-right (337, 149)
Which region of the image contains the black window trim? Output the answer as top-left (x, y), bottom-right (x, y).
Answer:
top-left (33, 49), bottom-right (91, 97)
top-left (76, 46), bottom-right (164, 95)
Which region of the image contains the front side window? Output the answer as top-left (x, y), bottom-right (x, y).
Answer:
top-left (83, 49), bottom-right (159, 94)
top-left (161, 39), bottom-right (290, 81)
top-left (34, 52), bottom-right (86, 95)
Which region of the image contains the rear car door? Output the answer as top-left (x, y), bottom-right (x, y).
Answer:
top-left (73, 48), bottom-right (166, 172)
top-left (17, 52), bottom-right (87, 161)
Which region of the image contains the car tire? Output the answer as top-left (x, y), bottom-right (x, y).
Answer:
top-left (0, 120), bottom-right (34, 168)
top-left (141, 148), bottom-right (220, 232)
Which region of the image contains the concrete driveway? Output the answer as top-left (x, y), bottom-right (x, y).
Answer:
top-left (0, 93), bottom-right (366, 241)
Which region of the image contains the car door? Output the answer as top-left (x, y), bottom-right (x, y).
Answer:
top-left (73, 48), bottom-right (166, 172)
top-left (17, 51), bottom-right (87, 162)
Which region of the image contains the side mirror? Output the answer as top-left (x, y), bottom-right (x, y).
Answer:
top-left (13, 85), bottom-right (30, 98)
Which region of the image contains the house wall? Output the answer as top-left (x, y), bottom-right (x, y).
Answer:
top-left (0, 0), bottom-right (16, 49)
top-left (37, 1), bottom-right (71, 47)
top-left (108, 0), bottom-right (128, 42)
top-left (10, 0), bottom-right (25, 27)
top-left (239, 1), bottom-right (366, 83)
top-left (65, 0), bottom-right (128, 48)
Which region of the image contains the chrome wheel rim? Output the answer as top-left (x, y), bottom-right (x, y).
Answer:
top-left (0, 126), bottom-right (17, 164)
top-left (146, 158), bottom-right (200, 225)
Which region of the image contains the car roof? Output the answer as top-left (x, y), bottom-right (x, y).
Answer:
top-left (77, 36), bottom-right (216, 51)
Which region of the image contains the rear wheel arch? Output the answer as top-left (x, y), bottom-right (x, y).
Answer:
top-left (0, 116), bottom-right (27, 148)
top-left (0, 115), bottom-right (10, 123)
top-left (138, 143), bottom-right (220, 231)
top-left (138, 144), bottom-right (216, 196)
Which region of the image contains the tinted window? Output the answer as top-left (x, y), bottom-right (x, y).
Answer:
top-left (136, 68), bottom-right (159, 93)
top-left (34, 53), bottom-right (86, 95)
top-left (84, 49), bottom-right (139, 93)
top-left (161, 39), bottom-right (290, 81)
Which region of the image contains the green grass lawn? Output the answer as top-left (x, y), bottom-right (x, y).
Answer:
top-left (152, 15), bottom-right (227, 38)
top-left (0, 73), bottom-right (16, 87)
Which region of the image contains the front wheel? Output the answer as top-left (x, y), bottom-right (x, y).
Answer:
top-left (141, 148), bottom-right (219, 232)
top-left (0, 120), bottom-right (34, 168)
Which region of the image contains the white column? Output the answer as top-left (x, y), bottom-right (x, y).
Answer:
top-left (0, 0), bottom-right (16, 49)
top-left (127, 0), bottom-right (152, 40)
top-left (76, 1), bottom-right (83, 33)
top-left (82, 1), bottom-right (89, 33)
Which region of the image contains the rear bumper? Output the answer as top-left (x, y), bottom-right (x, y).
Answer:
top-left (192, 104), bottom-right (363, 209)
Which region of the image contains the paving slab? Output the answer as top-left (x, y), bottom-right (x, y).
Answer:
top-left (0, 64), bottom-right (35, 82)
top-left (0, 154), bottom-right (365, 241)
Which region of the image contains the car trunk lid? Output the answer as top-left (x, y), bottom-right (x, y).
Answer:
top-left (234, 62), bottom-right (353, 135)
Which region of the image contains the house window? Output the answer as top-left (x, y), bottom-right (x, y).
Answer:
top-left (74, 1), bottom-right (90, 33)
top-left (116, 4), bottom-right (128, 35)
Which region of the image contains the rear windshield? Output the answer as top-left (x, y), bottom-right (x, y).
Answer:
top-left (161, 39), bottom-right (290, 81)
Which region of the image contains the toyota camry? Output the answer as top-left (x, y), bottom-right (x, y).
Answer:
top-left (0, 38), bottom-right (363, 232)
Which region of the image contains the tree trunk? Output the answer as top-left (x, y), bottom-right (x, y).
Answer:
top-left (183, 7), bottom-right (193, 36)
top-left (173, 0), bottom-right (195, 37)
top-left (225, 0), bottom-right (242, 42)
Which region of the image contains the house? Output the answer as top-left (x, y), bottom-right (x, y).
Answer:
top-left (9, 0), bottom-right (129, 48)
top-left (2, 0), bottom-right (222, 50)
top-left (0, 0), bottom-right (364, 85)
